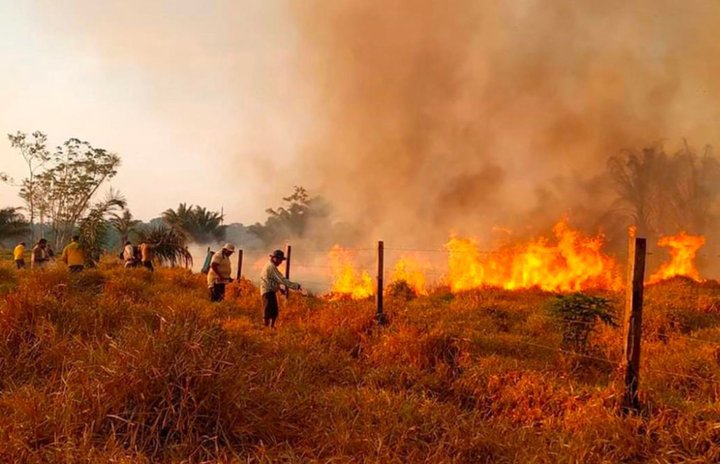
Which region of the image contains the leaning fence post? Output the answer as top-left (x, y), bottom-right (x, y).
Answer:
top-left (622, 232), bottom-right (646, 412)
top-left (284, 244), bottom-right (292, 300)
top-left (236, 249), bottom-right (243, 281)
top-left (376, 240), bottom-right (385, 324)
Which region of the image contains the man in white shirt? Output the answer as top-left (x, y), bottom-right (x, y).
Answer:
top-left (260, 249), bottom-right (306, 328)
top-left (208, 243), bottom-right (235, 302)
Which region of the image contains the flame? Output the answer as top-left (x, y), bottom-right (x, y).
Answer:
top-left (391, 255), bottom-right (430, 295)
top-left (446, 220), bottom-right (621, 292)
top-left (328, 245), bottom-right (374, 299)
top-left (649, 232), bottom-right (705, 283)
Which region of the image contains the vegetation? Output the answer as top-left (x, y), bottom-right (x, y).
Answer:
top-left (3, 131), bottom-right (121, 248)
top-left (109, 209), bottom-right (141, 244)
top-left (1, 261), bottom-right (720, 462)
top-left (162, 203), bottom-right (226, 244)
top-left (547, 292), bottom-right (617, 353)
top-left (608, 142), bottom-right (720, 237)
top-left (77, 191), bottom-right (127, 264)
top-left (249, 186), bottom-right (333, 247)
top-left (2, 131), bottom-right (50, 243)
top-left (136, 225), bottom-right (193, 267)
top-left (0, 207), bottom-right (29, 245)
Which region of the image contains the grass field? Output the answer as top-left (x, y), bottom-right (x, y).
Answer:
top-left (1, 259), bottom-right (720, 462)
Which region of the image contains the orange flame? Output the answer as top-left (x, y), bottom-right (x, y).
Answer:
top-left (328, 245), bottom-right (374, 299)
top-left (649, 232), bottom-right (705, 283)
top-left (391, 255), bottom-right (430, 295)
top-left (446, 220), bottom-right (621, 292)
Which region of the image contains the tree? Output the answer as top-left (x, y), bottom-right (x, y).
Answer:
top-left (0, 207), bottom-right (30, 243)
top-left (77, 191), bottom-right (127, 264)
top-left (109, 209), bottom-right (141, 244)
top-left (607, 142), bottom-right (720, 237)
top-left (249, 186), bottom-right (331, 246)
top-left (162, 203), bottom-right (226, 243)
top-left (607, 146), bottom-right (665, 236)
top-left (34, 137), bottom-right (121, 248)
top-left (136, 225), bottom-right (193, 267)
top-left (3, 131), bottom-right (51, 243)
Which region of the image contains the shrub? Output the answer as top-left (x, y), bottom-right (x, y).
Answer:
top-left (548, 293), bottom-right (617, 353)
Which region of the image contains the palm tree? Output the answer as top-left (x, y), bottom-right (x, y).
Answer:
top-left (109, 209), bottom-right (141, 244)
top-left (0, 207), bottom-right (30, 242)
top-left (77, 191), bottom-right (127, 264)
top-left (162, 203), bottom-right (226, 243)
top-left (136, 225), bottom-right (193, 267)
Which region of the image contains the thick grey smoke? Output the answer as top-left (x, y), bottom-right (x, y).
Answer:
top-left (291, 0), bottom-right (720, 247)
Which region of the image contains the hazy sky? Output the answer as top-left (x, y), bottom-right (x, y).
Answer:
top-left (0, 0), bottom-right (308, 223)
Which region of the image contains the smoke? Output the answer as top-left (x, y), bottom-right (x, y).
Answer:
top-left (290, 0), bottom-right (720, 246)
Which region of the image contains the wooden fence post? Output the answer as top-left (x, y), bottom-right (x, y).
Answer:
top-left (376, 241), bottom-right (385, 324)
top-left (236, 249), bottom-right (243, 281)
top-left (623, 234), bottom-right (646, 412)
top-left (284, 244), bottom-right (292, 300)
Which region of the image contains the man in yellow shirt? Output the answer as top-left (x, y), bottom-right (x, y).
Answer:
top-left (13, 241), bottom-right (26, 269)
top-left (61, 235), bottom-right (85, 272)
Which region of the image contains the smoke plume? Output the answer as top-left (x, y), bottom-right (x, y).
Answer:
top-left (291, 0), bottom-right (720, 246)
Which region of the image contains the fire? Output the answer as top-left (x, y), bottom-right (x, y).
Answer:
top-left (649, 232), bottom-right (705, 283)
top-left (328, 245), bottom-right (374, 299)
top-left (446, 220), bottom-right (621, 292)
top-left (391, 255), bottom-right (430, 295)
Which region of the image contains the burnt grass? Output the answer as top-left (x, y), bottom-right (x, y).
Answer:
top-left (1, 264), bottom-right (720, 462)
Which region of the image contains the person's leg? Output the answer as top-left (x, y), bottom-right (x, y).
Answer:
top-left (262, 292), bottom-right (274, 327)
top-left (217, 283), bottom-right (226, 302)
top-left (210, 284), bottom-right (222, 302)
top-left (268, 293), bottom-right (279, 328)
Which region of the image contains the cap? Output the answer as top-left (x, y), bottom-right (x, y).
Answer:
top-left (222, 243), bottom-right (236, 252)
top-left (270, 249), bottom-right (286, 261)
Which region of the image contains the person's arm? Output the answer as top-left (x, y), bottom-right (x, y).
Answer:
top-left (60, 246), bottom-right (68, 264)
top-left (270, 265), bottom-right (301, 291)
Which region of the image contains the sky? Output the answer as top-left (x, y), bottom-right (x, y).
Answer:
top-left (0, 0), bottom-right (308, 223)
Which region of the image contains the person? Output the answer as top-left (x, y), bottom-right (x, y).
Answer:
top-left (13, 241), bottom-right (26, 269)
top-left (260, 249), bottom-right (307, 328)
top-left (207, 243), bottom-right (235, 302)
top-left (61, 235), bottom-right (85, 272)
top-left (122, 241), bottom-right (138, 268)
top-left (31, 238), bottom-right (49, 269)
top-left (139, 240), bottom-right (155, 271)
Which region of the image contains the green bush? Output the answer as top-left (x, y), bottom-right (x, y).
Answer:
top-left (548, 293), bottom-right (617, 353)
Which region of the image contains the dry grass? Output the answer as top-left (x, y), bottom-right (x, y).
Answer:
top-left (1, 262), bottom-right (720, 462)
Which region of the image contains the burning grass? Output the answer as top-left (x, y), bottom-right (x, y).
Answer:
top-left (1, 262), bottom-right (720, 461)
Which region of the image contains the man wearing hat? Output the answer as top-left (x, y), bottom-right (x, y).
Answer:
top-left (207, 243), bottom-right (235, 302)
top-left (260, 249), bottom-right (306, 328)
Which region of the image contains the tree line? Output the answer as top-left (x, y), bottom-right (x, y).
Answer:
top-left (4, 130), bottom-right (719, 264)
top-left (0, 130), bottom-right (341, 264)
